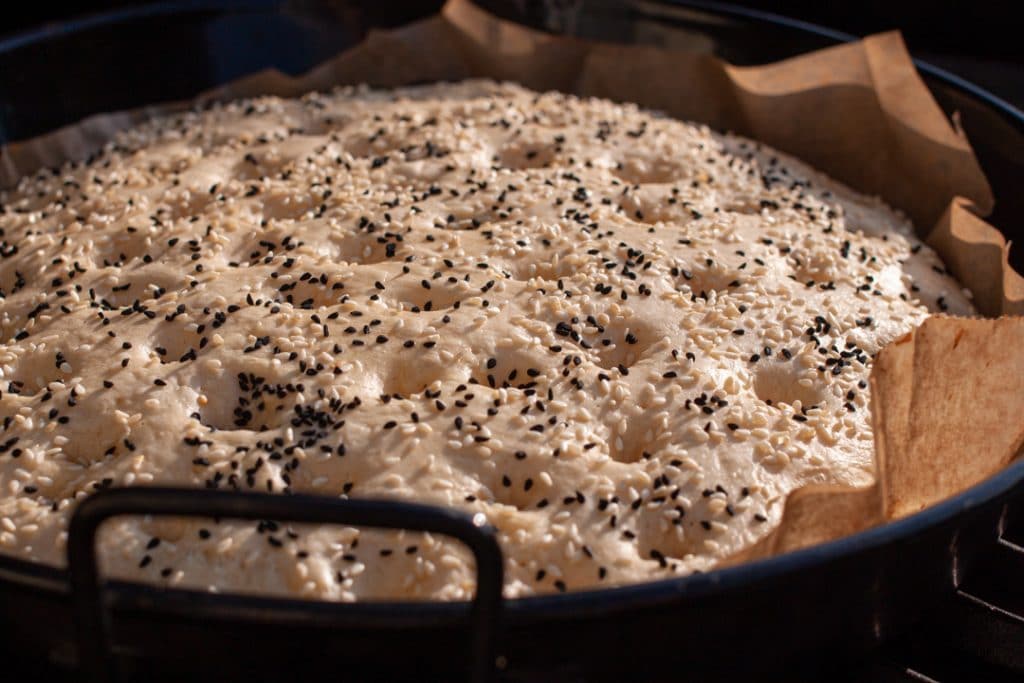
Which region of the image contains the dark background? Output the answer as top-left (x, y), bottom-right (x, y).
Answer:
top-left (3, 1), bottom-right (1022, 108)
top-left (4, 0), bottom-right (1023, 56)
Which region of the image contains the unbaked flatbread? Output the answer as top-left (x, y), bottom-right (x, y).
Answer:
top-left (0, 81), bottom-right (973, 599)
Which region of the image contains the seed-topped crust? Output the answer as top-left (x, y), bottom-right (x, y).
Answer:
top-left (0, 81), bottom-right (971, 599)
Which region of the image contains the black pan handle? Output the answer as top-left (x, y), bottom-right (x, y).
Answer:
top-left (67, 487), bottom-right (504, 683)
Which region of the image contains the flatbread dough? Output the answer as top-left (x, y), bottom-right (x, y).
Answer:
top-left (0, 81), bottom-right (972, 599)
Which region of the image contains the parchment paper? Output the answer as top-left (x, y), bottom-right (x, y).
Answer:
top-left (3, 0), bottom-right (1022, 562)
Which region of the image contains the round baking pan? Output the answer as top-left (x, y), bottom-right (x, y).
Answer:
top-left (1, 2), bottom-right (1022, 681)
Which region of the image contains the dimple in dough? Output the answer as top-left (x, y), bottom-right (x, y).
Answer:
top-left (0, 81), bottom-right (972, 600)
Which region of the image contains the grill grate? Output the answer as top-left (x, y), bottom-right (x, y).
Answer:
top-left (873, 497), bottom-right (1024, 682)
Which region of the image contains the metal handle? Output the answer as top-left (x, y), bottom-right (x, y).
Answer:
top-left (67, 487), bottom-right (503, 683)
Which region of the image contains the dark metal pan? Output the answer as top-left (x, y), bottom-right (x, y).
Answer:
top-left (1, 2), bottom-right (1022, 681)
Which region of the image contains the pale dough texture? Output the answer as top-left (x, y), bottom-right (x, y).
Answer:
top-left (0, 81), bottom-right (972, 599)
